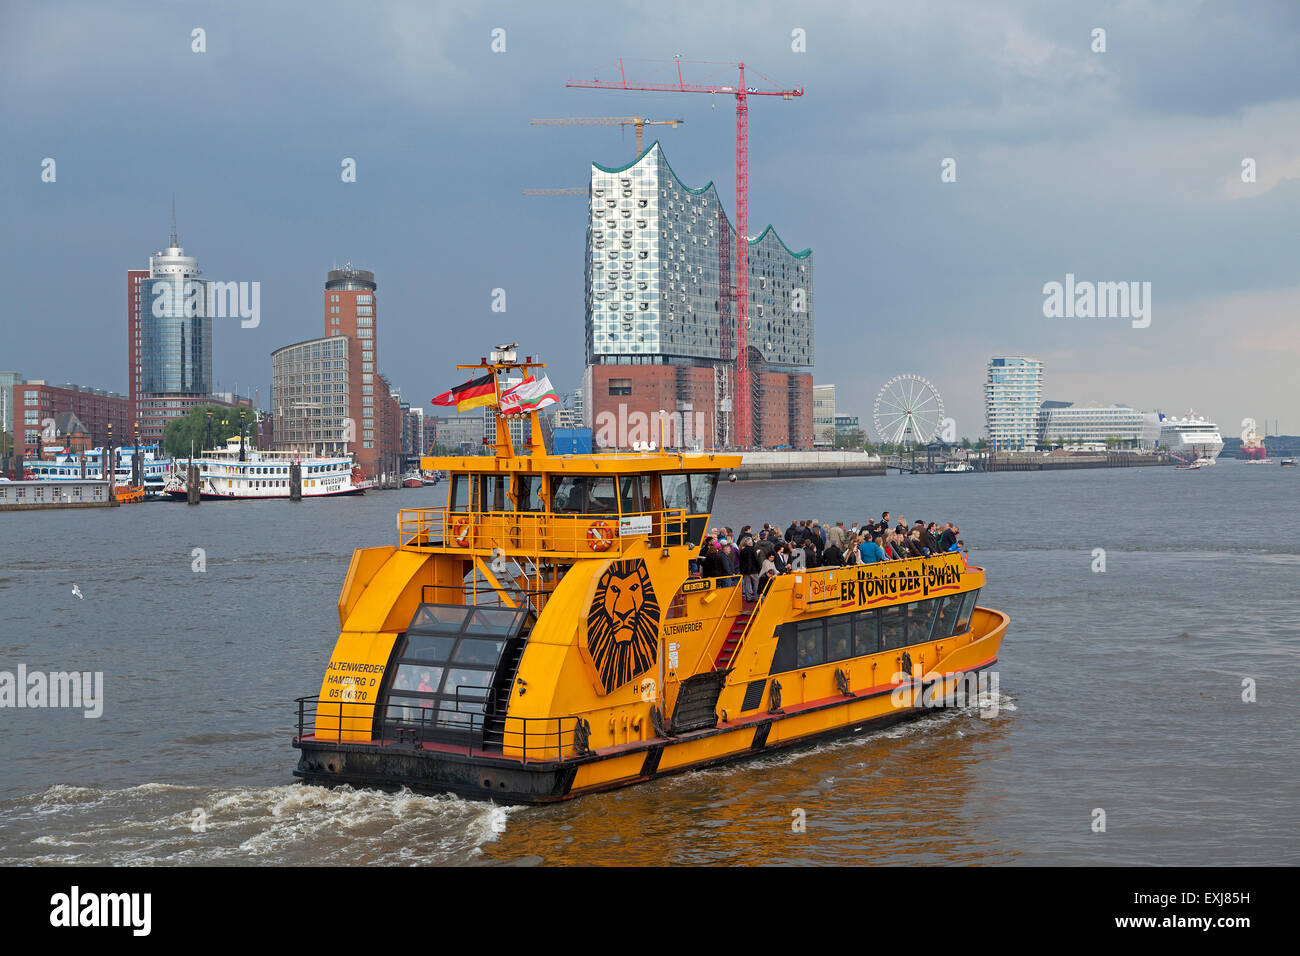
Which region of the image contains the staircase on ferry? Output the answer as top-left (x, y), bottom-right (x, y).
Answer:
top-left (481, 635), bottom-right (527, 753)
top-left (713, 606), bottom-right (752, 671)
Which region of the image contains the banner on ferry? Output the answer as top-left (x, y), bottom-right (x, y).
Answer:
top-left (797, 553), bottom-right (965, 611)
top-left (499, 375), bottom-right (559, 416)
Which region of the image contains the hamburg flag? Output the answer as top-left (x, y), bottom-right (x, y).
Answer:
top-left (431, 374), bottom-right (496, 413)
top-left (499, 375), bottom-right (559, 415)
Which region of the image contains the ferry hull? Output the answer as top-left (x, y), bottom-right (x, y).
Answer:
top-left (293, 645), bottom-right (1003, 805)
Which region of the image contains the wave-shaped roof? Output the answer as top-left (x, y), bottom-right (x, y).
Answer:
top-left (592, 141), bottom-right (811, 259)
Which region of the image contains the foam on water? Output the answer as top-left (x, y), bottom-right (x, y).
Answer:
top-left (0, 782), bottom-right (518, 866)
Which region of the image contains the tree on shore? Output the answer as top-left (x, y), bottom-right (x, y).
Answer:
top-left (163, 405), bottom-right (253, 459)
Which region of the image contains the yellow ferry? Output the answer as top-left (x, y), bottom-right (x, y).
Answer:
top-left (293, 349), bottom-right (1009, 803)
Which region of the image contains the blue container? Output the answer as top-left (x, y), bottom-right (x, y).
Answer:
top-left (552, 427), bottom-right (593, 455)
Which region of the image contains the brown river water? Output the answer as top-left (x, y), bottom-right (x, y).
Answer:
top-left (1, 462), bottom-right (1296, 865)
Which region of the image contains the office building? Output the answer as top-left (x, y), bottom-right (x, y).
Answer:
top-left (583, 143), bottom-right (814, 449)
top-left (985, 356), bottom-right (1044, 450)
top-left (128, 221), bottom-right (213, 442)
top-left (813, 385), bottom-right (836, 446)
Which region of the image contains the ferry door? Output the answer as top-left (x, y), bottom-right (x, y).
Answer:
top-left (618, 475), bottom-right (653, 542)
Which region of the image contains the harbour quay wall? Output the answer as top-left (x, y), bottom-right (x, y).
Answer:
top-left (0, 480), bottom-right (118, 511)
top-left (733, 451), bottom-right (885, 480)
top-left (980, 452), bottom-right (1171, 472)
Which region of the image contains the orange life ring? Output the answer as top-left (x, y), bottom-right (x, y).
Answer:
top-left (452, 517), bottom-right (472, 547)
top-left (587, 520), bottom-right (613, 552)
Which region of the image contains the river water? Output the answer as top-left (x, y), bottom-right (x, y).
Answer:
top-left (1, 462), bottom-right (1296, 865)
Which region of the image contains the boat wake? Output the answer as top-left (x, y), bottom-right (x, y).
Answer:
top-left (0, 781), bottom-right (518, 866)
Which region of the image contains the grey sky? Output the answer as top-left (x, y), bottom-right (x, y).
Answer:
top-left (2, 0), bottom-right (1298, 437)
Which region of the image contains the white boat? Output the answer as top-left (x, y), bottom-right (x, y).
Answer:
top-left (163, 438), bottom-right (370, 500)
top-left (25, 445), bottom-right (173, 496)
top-left (941, 461), bottom-right (974, 473)
top-left (1158, 412), bottom-right (1224, 460)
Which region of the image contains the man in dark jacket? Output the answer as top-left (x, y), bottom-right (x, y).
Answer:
top-left (938, 523), bottom-right (957, 551)
top-left (702, 542), bottom-right (730, 578)
top-left (821, 541), bottom-right (844, 566)
top-left (738, 536), bottom-right (761, 600)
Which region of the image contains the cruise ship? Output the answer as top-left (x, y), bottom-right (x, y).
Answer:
top-left (163, 438), bottom-right (370, 500)
top-left (1157, 413), bottom-right (1223, 462)
top-left (25, 445), bottom-right (173, 496)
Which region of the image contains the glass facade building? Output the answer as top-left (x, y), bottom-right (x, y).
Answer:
top-left (141, 245), bottom-right (211, 396)
top-left (271, 335), bottom-right (352, 454)
top-left (1036, 403), bottom-right (1145, 446)
top-left (985, 357), bottom-right (1044, 450)
top-left (585, 143), bottom-right (813, 370)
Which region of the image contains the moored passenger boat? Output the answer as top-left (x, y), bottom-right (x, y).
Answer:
top-left (292, 349), bottom-right (1009, 803)
top-left (164, 437), bottom-right (369, 499)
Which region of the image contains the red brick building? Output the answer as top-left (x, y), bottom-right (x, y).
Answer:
top-left (16, 381), bottom-right (133, 454)
top-left (584, 364), bottom-right (813, 450)
top-left (323, 266), bottom-right (401, 480)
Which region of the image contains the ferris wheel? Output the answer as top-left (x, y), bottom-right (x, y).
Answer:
top-left (873, 374), bottom-right (946, 445)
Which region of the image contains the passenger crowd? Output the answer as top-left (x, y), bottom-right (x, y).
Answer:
top-left (694, 514), bottom-right (965, 601)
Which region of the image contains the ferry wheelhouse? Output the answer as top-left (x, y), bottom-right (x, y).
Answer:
top-left (164, 437), bottom-right (369, 500)
top-left (292, 351), bottom-right (1009, 803)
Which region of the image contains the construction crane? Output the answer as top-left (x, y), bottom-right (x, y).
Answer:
top-left (566, 58), bottom-right (803, 449)
top-left (521, 187), bottom-right (589, 197)
top-left (522, 116), bottom-right (684, 197)
top-left (530, 116), bottom-right (685, 156)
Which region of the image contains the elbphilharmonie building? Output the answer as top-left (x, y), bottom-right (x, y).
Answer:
top-left (583, 143), bottom-right (814, 449)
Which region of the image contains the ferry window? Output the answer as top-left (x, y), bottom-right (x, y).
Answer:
top-left (955, 589), bottom-right (980, 633)
top-left (930, 594), bottom-right (966, 641)
top-left (879, 606), bottom-right (908, 651)
top-left (448, 474), bottom-right (472, 511)
top-left (453, 638), bottom-right (505, 665)
top-left (796, 620), bottom-right (824, 668)
top-left (686, 472), bottom-right (717, 514)
top-left (468, 607), bottom-right (523, 635)
top-left (661, 473), bottom-right (689, 511)
top-left (480, 475), bottom-right (507, 512)
top-left (902, 599), bottom-right (936, 645)
top-left (587, 476), bottom-right (617, 514)
top-left (392, 663), bottom-right (443, 692)
top-left (444, 667), bottom-right (493, 701)
top-left (853, 610), bottom-right (879, 656)
top-left (409, 604), bottom-right (471, 632)
top-left (552, 476), bottom-right (587, 513)
top-left (826, 616), bottom-right (852, 662)
top-left (771, 623), bottom-right (797, 673)
top-left (619, 475), bottom-right (650, 514)
top-left (517, 475), bottom-right (544, 511)
top-left (404, 634), bottom-right (457, 660)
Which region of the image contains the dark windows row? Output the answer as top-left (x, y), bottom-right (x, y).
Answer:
top-left (381, 624), bottom-right (515, 734)
top-left (771, 589), bottom-right (980, 673)
top-left (446, 472), bottom-right (704, 517)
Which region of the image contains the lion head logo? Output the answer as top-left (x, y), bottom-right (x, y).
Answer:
top-left (585, 560), bottom-right (661, 694)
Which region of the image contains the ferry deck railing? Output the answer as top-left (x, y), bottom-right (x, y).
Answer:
top-left (295, 694), bottom-right (582, 763)
top-left (397, 507), bottom-right (692, 558)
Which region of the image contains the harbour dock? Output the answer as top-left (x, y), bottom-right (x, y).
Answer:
top-left (0, 480), bottom-right (118, 511)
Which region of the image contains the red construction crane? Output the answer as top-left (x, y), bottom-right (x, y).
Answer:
top-left (567, 58), bottom-right (803, 449)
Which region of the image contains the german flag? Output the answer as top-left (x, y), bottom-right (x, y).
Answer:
top-left (431, 373), bottom-right (496, 413)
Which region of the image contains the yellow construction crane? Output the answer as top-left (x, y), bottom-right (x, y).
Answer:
top-left (523, 116), bottom-right (684, 197)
